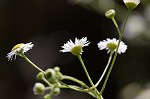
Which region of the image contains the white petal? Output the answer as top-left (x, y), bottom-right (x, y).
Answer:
top-left (6, 42), bottom-right (34, 61)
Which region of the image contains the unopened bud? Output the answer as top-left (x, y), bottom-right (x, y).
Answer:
top-left (54, 67), bottom-right (60, 72)
top-left (53, 88), bottom-right (60, 96)
top-left (36, 72), bottom-right (44, 80)
top-left (44, 94), bottom-right (51, 99)
top-left (105, 9), bottom-right (115, 19)
top-left (33, 83), bottom-right (45, 95)
top-left (45, 69), bottom-right (57, 84)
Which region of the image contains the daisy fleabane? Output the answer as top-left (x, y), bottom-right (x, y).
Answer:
top-left (7, 42), bottom-right (34, 61)
top-left (60, 37), bottom-right (90, 56)
top-left (97, 38), bottom-right (127, 54)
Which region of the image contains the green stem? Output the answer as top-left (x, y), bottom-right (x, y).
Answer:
top-left (63, 75), bottom-right (88, 88)
top-left (42, 77), bottom-right (53, 86)
top-left (45, 87), bottom-right (52, 90)
top-left (112, 17), bottom-right (122, 38)
top-left (62, 75), bottom-right (100, 98)
top-left (21, 53), bottom-right (45, 74)
top-left (121, 9), bottom-right (132, 35)
top-left (59, 81), bottom-right (86, 92)
top-left (77, 55), bottom-right (101, 99)
top-left (100, 9), bottom-right (132, 95)
top-left (77, 55), bottom-right (94, 87)
top-left (93, 51), bottom-right (113, 89)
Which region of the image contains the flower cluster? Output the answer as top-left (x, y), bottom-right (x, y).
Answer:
top-left (6, 0), bottom-right (141, 99)
top-left (6, 38), bottom-right (127, 61)
top-left (6, 37), bottom-right (127, 99)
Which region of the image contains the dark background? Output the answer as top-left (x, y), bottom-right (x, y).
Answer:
top-left (1, 0), bottom-right (150, 99)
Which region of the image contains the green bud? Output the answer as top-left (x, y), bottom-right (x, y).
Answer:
top-left (71, 45), bottom-right (82, 56)
top-left (36, 72), bottom-right (44, 80)
top-left (55, 82), bottom-right (61, 86)
top-left (45, 69), bottom-right (57, 84)
top-left (33, 83), bottom-right (45, 95)
top-left (123, 0), bottom-right (140, 10)
top-left (105, 9), bottom-right (115, 19)
top-left (53, 88), bottom-right (60, 96)
top-left (54, 67), bottom-right (63, 81)
top-left (56, 72), bottom-right (63, 81)
top-left (44, 94), bottom-right (51, 99)
top-left (54, 67), bottom-right (60, 72)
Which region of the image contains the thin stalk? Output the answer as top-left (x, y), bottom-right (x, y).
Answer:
top-left (77, 55), bottom-right (101, 99)
top-left (112, 17), bottom-right (122, 38)
top-left (100, 9), bottom-right (132, 95)
top-left (121, 9), bottom-right (132, 35)
top-left (59, 81), bottom-right (86, 92)
top-left (77, 55), bottom-right (94, 87)
top-left (42, 77), bottom-right (53, 86)
top-left (62, 75), bottom-right (100, 98)
top-left (63, 75), bottom-right (89, 89)
top-left (92, 51), bottom-right (113, 89)
top-left (21, 53), bottom-right (45, 74)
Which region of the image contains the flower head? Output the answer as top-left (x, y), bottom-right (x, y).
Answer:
top-left (123, 0), bottom-right (140, 10)
top-left (60, 37), bottom-right (90, 56)
top-left (97, 38), bottom-right (127, 54)
top-left (105, 9), bottom-right (115, 19)
top-left (7, 42), bottom-right (34, 61)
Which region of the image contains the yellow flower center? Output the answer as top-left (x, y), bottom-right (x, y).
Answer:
top-left (11, 43), bottom-right (24, 51)
top-left (107, 43), bottom-right (117, 51)
top-left (71, 45), bottom-right (82, 56)
top-left (124, 0), bottom-right (139, 10)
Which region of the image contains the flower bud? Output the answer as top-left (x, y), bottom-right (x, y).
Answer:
top-left (54, 67), bottom-right (60, 72)
top-left (36, 72), bottom-right (44, 80)
top-left (105, 9), bottom-right (115, 19)
top-left (56, 72), bottom-right (63, 81)
top-left (33, 83), bottom-right (45, 95)
top-left (53, 88), bottom-right (60, 96)
top-left (45, 69), bottom-right (57, 84)
top-left (123, 0), bottom-right (140, 10)
top-left (44, 94), bottom-right (51, 99)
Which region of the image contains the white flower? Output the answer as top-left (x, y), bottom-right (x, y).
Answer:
top-left (97, 38), bottom-right (127, 54)
top-left (60, 37), bottom-right (90, 56)
top-left (123, 0), bottom-right (140, 9)
top-left (7, 42), bottom-right (34, 61)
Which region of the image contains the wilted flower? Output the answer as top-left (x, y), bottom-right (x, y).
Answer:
top-left (6, 42), bottom-right (34, 61)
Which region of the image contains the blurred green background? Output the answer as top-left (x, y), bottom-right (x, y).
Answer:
top-left (1, 0), bottom-right (150, 99)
